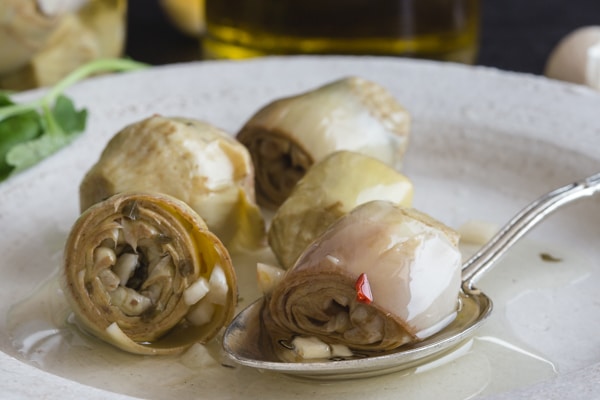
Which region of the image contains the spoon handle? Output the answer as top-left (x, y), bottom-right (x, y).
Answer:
top-left (462, 172), bottom-right (600, 291)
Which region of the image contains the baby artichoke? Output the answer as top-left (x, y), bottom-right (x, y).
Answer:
top-left (62, 192), bottom-right (237, 355)
top-left (268, 151), bottom-right (414, 270)
top-left (80, 115), bottom-right (265, 250)
top-left (263, 200), bottom-right (462, 358)
top-left (236, 76), bottom-right (411, 208)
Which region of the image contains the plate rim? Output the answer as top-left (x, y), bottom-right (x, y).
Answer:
top-left (1, 55), bottom-right (600, 399)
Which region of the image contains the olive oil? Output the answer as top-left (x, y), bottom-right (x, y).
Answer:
top-left (9, 239), bottom-right (579, 398)
top-left (203, 0), bottom-right (480, 63)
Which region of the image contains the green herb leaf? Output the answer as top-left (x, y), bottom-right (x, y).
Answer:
top-left (6, 130), bottom-right (74, 175)
top-left (0, 92), bottom-right (14, 107)
top-left (52, 95), bottom-right (87, 135)
top-left (0, 58), bottom-right (147, 182)
top-left (6, 95), bottom-right (88, 175)
top-left (0, 95), bottom-right (42, 179)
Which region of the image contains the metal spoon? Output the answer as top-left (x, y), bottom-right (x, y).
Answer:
top-left (223, 173), bottom-right (600, 379)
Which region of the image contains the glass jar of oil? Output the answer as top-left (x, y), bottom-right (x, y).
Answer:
top-left (203, 0), bottom-right (480, 63)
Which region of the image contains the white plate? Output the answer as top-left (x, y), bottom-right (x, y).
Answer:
top-left (1, 56), bottom-right (599, 399)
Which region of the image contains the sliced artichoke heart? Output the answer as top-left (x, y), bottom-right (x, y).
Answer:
top-left (237, 77), bottom-right (411, 208)
top-left (79, 115), bottom-right (265, 250)
top-left (264, 200), bottom-right (461, 356)
top-left (62, 192), bottom-right (237, 355)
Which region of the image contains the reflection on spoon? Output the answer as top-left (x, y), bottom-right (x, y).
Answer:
top-left (223, 172), bottom-right (600, 379)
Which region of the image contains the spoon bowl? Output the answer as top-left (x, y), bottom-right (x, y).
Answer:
top-left (223, 173), bottom-right (600, 379)
top-left (224, 291), bottom-right (491, 379)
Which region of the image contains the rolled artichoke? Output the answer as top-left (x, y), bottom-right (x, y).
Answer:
top-left (80, 115), bottom-right (265, 250)
top-left (62, 192), bottom-right (237, 355)
top-left (263, 200), bottom-right (462, 359)
top-left (268, 151), bottom-right (414, 270)
top-left (236, 76), bottom-right (411, 208)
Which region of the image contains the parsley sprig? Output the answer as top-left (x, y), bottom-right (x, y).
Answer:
top-left (0, 58), bottom-right (147, 182)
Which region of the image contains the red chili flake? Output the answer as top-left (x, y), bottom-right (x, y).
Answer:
top-left (355, 273), bottom-right (373, 304)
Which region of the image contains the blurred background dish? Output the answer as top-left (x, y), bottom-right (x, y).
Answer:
top-left (0, 0), bottom-right (127, 90)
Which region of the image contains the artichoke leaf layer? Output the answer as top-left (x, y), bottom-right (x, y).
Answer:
top-left (264, 200), bottom-right (462, 357)
top-left (237, 76), bottom-right (411, 208)
top-left (62, 192), bottom-right (237, 355)
top-left (79, 115), bottom-right (265, 250)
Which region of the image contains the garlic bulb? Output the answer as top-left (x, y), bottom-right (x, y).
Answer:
top-left (263, 200), bottom-right (462, 356)
top-left (79, 115), bottom-right (265, 250)
top-left (62, 192), bottom-right (237, 355)
top-left (268, 151), bottom-right (414, 269)
top-left (545, 26), bottom-right (600, 90)
top-left (236, 77), bottom-right (411, 208)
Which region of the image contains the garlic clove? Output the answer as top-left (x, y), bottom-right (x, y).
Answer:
top-left (545, 26), bottom-right (600, 90)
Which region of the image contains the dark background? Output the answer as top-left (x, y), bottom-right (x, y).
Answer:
top-left (125, 0), bottom-right (600, 76)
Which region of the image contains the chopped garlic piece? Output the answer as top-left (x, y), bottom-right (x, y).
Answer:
top-left (206, 265), bottom-right (228, 305)
top-left (330, 343), bottom-right (353, 358)
top-left (187, 299), bottom-right (216, 326)
top-left (256, 262), bottom-right (285, 295)
top-left (183, 277), bottom-right (210, 305)
top-left (180, 343), bottom-right (219, 369)
top-left (292, 336), bottom-right (331, 359)
top-left (113, 253), bottom-right (139, 286)
top-left (93, 247), bottom-right (116, 269)
top-left (99, 269), bottom-right (120, 291)
top-left (457, 219), bottom-right (498, 245)
top-left (110, 286), bottom-right (152, 316)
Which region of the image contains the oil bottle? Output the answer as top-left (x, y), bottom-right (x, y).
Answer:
top-left (203, 0), bottom-right (480, 63)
